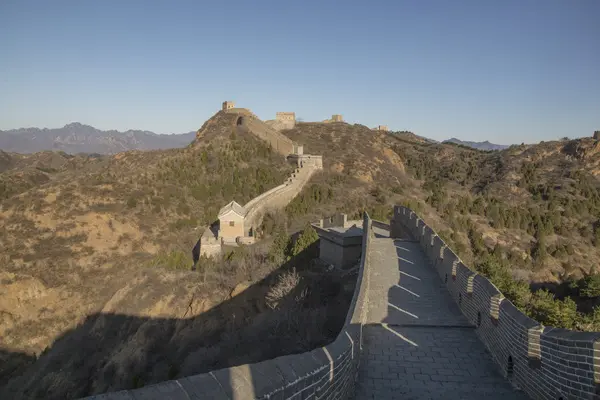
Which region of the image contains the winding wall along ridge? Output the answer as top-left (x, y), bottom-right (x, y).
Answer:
top-left (392, 205), bottom-right (600, 400)
top-left (243, 166), bottom-right (318, 231)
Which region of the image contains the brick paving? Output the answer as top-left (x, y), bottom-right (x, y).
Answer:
top-left (355, 237), bottom-right (529, 399)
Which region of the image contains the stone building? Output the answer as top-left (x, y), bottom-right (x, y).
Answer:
top-left (312, 213), bottom-right (364, 269)
top-left (276, 112), bottom-right (296, 122)
top-left (375, 125), bottom-right (388, 131)
top-left (218, 201), bottom-right (245, 242)
top-left (594, 131), bottom-right (600, 140)
top-left (323, 114), bottom-right (344, 123)
top-left (222, 101), bottom-right (235, 111)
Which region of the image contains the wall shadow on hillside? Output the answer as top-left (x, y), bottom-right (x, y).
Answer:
top-left (0, 241), bottom-right (355, 400)
top-left (0, 349), bottom-right (36, 388)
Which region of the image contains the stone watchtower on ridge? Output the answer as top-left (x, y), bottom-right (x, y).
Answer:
top-left (222, 101), bottom-right (235, 111)
top-left (594, 131), bottom-right (600, 140)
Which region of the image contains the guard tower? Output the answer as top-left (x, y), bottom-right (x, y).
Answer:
top-left (222, 101), bottom-right (235, 111)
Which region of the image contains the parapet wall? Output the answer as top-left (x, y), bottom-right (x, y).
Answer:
top-left (226, 109), bottom-right (296, 156)
top-left (244, 164), bottom-right (320, 232)
top-left (83, 214), bottom-right (373, 400)
top-left (391, 205), bottom-right (600, 400)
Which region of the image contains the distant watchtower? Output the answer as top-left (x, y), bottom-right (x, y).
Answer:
top-left (376, 125), bottom-right (389, 131)
top-left (331, 114), bottom-right (343, 122)
top-left (222, 101), bottom-right (235, 111)
top-left (594, 131), bottom-right (600, 140)
top-left (276, 112), bottom-right (296, 122)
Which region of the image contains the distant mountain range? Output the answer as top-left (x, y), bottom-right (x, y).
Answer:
top-left (0, 123), bottom-right (196, 154)
top-left (442, 138), bottom-right (510, 151)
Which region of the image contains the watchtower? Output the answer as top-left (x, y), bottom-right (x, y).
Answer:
top-left (222, 101), bottom-right (235, 111)
top-left (276, 112), bottom-right (296, 122)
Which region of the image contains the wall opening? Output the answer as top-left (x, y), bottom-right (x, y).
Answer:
top-left (459, 293), bottom-right (462, 305)
top-left (507, 355), bottom-right (514, 378)
top-left (477, 311), bottom-right (482, 327)
top-left (236, 116), bottom-right (244, 126)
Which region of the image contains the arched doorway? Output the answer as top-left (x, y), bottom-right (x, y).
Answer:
top-left (236, 116), bottom-right (244, 126)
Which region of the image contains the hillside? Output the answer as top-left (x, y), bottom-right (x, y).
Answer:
top-left (443, 138), bottom-right (509, 151)
top-left (0, 123), bottom-right (196, 154)
top-left (0, 112), bottom-right (357, 399)
top-left (284, 123), bottom-right (600, 329)
top-left (285, 124), bottom-right (600, 282)
top-left (4, 113), bottom-right (600, 397)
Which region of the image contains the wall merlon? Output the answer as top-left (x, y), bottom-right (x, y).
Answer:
top-left (393, 205), bottom-right (600, 400)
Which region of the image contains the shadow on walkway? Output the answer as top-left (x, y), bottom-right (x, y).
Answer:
top-left (355, 235), bottom-right (529, 399)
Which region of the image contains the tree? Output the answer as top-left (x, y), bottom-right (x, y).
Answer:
top-left (528, 290), bottom-right (578, 329)
top-left (531, 228), bottom-right (547, 266)
top-left (581, 267), bottom-right (600, 298)
top-left (290, 225), bottom-right (319, 258)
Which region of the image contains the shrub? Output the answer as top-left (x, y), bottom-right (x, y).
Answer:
top-left (265, 268), bottom-right (301, 310)
top-left (147, 250), bottom-right (190, 270)
top-left (290, 225), bottom-right (319, 258)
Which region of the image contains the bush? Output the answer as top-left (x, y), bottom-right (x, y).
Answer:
top-left (147, 250), bottom-right (191, 270)
top-left (290, 225), bottom-right (319, 258)
top-left (528, 290), bottom-right (578, 329)
top-left (580, 273), bottom-right (600, 298)
top-left (265, 268), bottom-right (301, 310)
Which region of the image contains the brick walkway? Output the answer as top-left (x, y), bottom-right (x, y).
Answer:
top-left (355, 237), bottom-right (529, 399)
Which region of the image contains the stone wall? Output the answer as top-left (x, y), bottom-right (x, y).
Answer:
top-left (200, 228), bottom-right (222, 258)
top-left (227, 109), bottom-right (296, 156)
top-left (83, 214), bottom-right (374, 400)
top-left (391, 205), bottom-right (600, 400)
top-left (313, 222), bottom-right (363, 270)
top-left (323, 114), bottom-right (344, 123)
top-left (244, 164), bottom-right (320, 232)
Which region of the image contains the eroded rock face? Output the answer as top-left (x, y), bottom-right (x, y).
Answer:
top-left (562, 138), bottom-right (600, 161)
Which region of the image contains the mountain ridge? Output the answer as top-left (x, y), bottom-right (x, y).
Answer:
top-left (443, 137), bottom-right (510, 151)
top-left (0, 123), bottom-right (196, 154)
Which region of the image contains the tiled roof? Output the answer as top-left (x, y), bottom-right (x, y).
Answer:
top-left (218, 201), bottom-right (245, 218)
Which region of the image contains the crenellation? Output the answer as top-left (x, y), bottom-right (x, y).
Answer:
top-left (392, 205), bottom-right (600, 400)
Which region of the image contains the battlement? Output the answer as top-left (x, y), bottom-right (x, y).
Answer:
top-left (391, 205), bottom-right (600, 400)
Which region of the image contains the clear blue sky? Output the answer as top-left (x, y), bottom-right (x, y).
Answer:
top-left (0, 0), bottom-right (598, 144)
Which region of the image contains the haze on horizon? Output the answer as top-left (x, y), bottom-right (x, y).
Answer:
top-left (0, 0), bottom-right (598, 145)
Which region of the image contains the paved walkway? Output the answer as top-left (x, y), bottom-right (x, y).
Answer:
top-left (355, 236), bottom-right (529, 399)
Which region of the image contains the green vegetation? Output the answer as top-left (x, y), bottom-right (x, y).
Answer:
top-left (394, 139), bottom-right (600, 330)
top-left (147, 250), bottom-right (190, 270)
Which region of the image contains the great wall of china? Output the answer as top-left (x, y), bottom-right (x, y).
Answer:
top-left (85, 205), bottom-right (600, 400)
top-left (198, 102), bottom-right (324, 258)
top-left (83, 104), bottom-right (599, 399)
